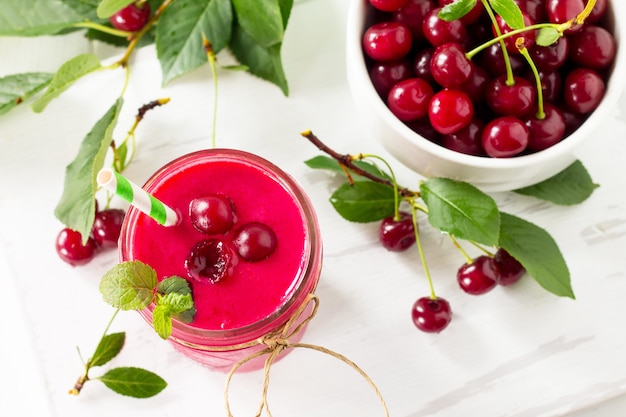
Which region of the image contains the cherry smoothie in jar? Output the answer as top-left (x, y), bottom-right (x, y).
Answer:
top-left (119, 149), bottom-right (323, 371)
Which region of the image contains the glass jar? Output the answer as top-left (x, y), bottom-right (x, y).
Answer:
top-left (119, 149), bottom-right (323, 371)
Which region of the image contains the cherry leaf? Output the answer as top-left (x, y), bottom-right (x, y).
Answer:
top-left (0, 0), bottom-right (86, 36)
top-left (98, 367), bottom-right (167, 398)
top-left (31, 54), bottom-right (102, 113)
top-left (54, 98), bottom-right (123, 243)
top-left (90, 332), bottom-right (126, 367)
top-left (420, 178), bottom-right (500, 246)
top-left (232, 0), bottom-right (285, 47)
top-left (97, 0), bottom-right (136, 18)
top-left (514, 160), bottom-right (599, 205)
top-left (438, 0), bottom-right (477, 21)
top-left (330, 181), bottom-right (395, 223)
top-left (99, 260), bottom-right (158, 310)
top-left (536, 27), bottom-right (562, 46)
top-left (304, 155), bottom-right (392, 181)
top-left (0, 72), bottom-right (53, 115)
top-left (229, 23), bottom-right (289, 95)
top-left (155, 0), bottom-right (233, 85)
top-left (488, 0), bottom-right (524, 29)
top-left (499, 212), bottom-right (574, 298)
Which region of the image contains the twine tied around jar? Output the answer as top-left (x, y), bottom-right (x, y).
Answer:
top-left (223, 293), bottom-right (390, 417)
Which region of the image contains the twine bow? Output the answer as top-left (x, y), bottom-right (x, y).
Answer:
top-left (223, 293), bottom-right (390, 417)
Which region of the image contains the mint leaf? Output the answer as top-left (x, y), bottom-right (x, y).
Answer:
top-left (152, 304), bottom-right (173, 339)
top-left (155, 0), bottom-right (233, 85)
top-left (330, 181), bottom-right (395, 223)
top-left (99, 260), bottom-right (158, 310)
top-left (536, 27), bottom-right (562, 47)
top-left (157, 276), bottom-right (192, 296)
top-left (514, 160), bottom-right (599, 205)
top-left (98, 367), bottom-right (167, 398)
top-left (232, 0), bottom-right (285, 47)
top-left (31, 54), bottom-right (102, 113)
top-left (499, 212), bottom-right (574, 298)
top-left (304, 156), bottom-right (392, 181)
top-left (54, 98), bottom-right (123, 243)
top-left (97, 0), bottom-right (136, 18)
top-left (0, 72), bottom-right (53, 115)
top-left (439, 0), bottom-right (477, 21)
top-left (229, 22), bottom-right (289, 95)
top-left (420, 178), bottom-right (500, 246)
top-left (0, 0), bottom-right (85, 36)
top-left (489, 0), bottom-right (524, 29)
top-left (90, 332), bottom-right (125, 367)
top-left (160, 292), bottom-right (194, 314)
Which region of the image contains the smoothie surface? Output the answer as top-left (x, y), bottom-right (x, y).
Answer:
top-left (128, 156), bottom-right (308, 331)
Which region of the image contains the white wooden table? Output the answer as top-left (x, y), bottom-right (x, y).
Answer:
top-left (2, 1), bottom-right (626, 416)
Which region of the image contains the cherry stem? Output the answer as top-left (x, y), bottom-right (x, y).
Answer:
top-left (410, 202), bottom-right (436, 299)
top-left (203, 34), bottom-right (219, 148)
top-left (72, 21), bottom-right (132, 38)
top-left (69, 308), bottom-right (121, 396)
top-left (358, 153), bottom-right (401, 220)
top-left (478, 0), bottom-right (514, 86)
top-left (576, 0), bottom-right (597, 24)
top-left (517, 44), bottom-right (545, 119)
top-left (116, 0), bottom-right (173, 68)
top-left (300, 130), bottom-right (418, 198)
top-left (449, 235), bottom-right (474, 264)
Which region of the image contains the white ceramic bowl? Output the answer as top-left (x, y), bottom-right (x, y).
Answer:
top-left (346, 0), bottom-right (626, 192)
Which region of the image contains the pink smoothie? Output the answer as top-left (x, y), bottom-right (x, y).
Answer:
top-left (120, 149), bottom-right (322, 370)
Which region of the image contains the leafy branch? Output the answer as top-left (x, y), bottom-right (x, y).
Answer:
top-left (70, 260), bottom-right (196, 397)
top-left (301, 130), bottom-right (595, 299)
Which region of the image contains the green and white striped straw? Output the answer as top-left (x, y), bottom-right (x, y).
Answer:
top-left (97, 167), bottom-right (179, 227)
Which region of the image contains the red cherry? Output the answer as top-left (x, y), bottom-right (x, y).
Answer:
top-left (563, 68), bottom-right (605, 114)
top-left (379, 211), bottom-right (415, 252)
top-left (92, 208), bottom-right (125, 248)
top-left (387, 78), bottom-right (434, 121)
top-left (185, 239), bottom-right (233, 283)
top-left (370, 0), bottom-right (410, 12)
top-left (411, 296), bottom-right (452, 333)
top-left (56, 228), bottom-right (98, 266)
top-left (456, 255), bottom-right (498, 295)
top-left (481, 116), bottom-right (529, 158)
top-left (524, 103), bottom-right (566, 152)
top-left (494, 248), bottom-right (526, 286)
top-left (189, 194), bottom-right (235, 235)
top-left (428, 89), bottom-right (474, 134)
top-left (109, 2), bottom-right (151, 32)
top-left (363, 21), bottom-right (413, 61)
top-left (430, 42), bottom-right (473, 89)
top-left (233, 222), bottom-right (277, 262)
top-left (369, 59), bottom-right (413, 97)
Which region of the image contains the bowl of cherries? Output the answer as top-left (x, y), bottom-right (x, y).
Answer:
top-left (346, 0), bottom-right (625, 192)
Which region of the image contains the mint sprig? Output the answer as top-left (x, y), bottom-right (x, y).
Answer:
top-left (99, 261), bottom-right (195, 337)
top-left (71, 261), bottom-right (196, 398)
top-left (301, 131), bottom-right (584, 300)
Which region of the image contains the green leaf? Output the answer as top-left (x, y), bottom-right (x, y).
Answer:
top-left (0, 72), bottom-right (53, 116)
top-left (99, 367), bottom-right (167, 398)
top-left (499, 212), bottom-right (574, 298)
top-left (157, 276), bottom-right (192, 296)
top-left (97, 0), bottom-right (136, 18)
top-left (159, 292), bottom-right (194, 314)
top-left (536, 27), bottom-right (563, 47)
top-left (155, 0), bottom-right (233, 85)
top-left (304, 156), bottom-right (392, 181)
top-left (54, 98), bottom-right (123, 243)
top-left (152, 304), bottom-right (173, 339)
top-left (514, 160), bottom-right (599, 205)
top-left (420, 178), bottom-right (500, 246)
top-left (31, 54), bottom-right (102, 113)
top-left (330, 181), bottom-right (395, 223)
top-left (156, 279), bottom-right (196, 329)
top-left (489, 0), bottom-right (524, 29)
top-left (438, 0), bottom-right (477, 21)
top-left (229, 22), bottom-right (289, 95)
top-left (99, 260), bottom-right (158, 310)
top-left (278, 0), bottom-right (294, 28)
top-left (231, 0), bottom-right (284, 47)
top-left (0, 0), bottom-right (86, 36)
top-left (90, 332), bottom-right (125, 367)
